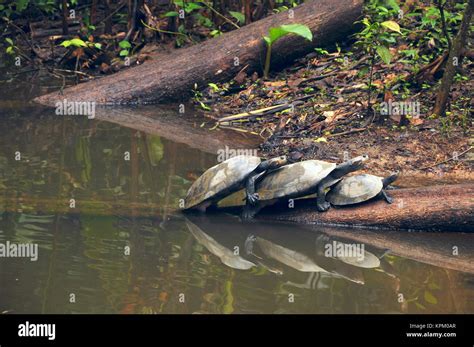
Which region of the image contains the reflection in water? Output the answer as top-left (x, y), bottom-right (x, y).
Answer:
top-left (0, 102), bottom-right (473, 314)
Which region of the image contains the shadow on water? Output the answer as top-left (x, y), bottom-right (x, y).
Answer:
top-left (0, 73), bottom-right (473, 314)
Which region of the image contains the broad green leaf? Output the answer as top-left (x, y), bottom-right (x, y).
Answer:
top-left (376, 45), bottom-right (392, 64)
top-left (268, 24), bottom-right (312, 44)
top-left (229, 11), bottom-right (245, 24)
top-left (424, 290), bottom-right (438, 305)
top-left (5, 38), bottom-right (14, 46)
top-left (6, 46), bottom-right (13, 54)
top-left (94, 43), bottom-right (102, 49)
top-left (119, 40), bottom-right (131, 49)
top-left (119, 49), bottom-right (129, 56)
top-left (163, 11), bottom-right (179, 17)
top-left (381, 20), bottom-right (401, 34)
top-left (280, 23), bottom-right (312, 41)
top-left (263, 36), bottom-right (271, 45)
top-left (70, 38), bottom-right (87, 47)
top-left (60, 40), bottom-right (72, 48)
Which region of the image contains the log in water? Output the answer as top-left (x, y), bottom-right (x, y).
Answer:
top-left (257, 184), bottom-right (474, 232)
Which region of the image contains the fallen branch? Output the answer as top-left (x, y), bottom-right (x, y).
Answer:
top-left (420, 146), bottom-right (473, 170)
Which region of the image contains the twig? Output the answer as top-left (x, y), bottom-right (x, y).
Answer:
top-left (141, 19), bottom-right (188, 37)
top-left (202, 2), bottom-right (240, 29)
top-left (420, 146), bottom-right (472, 170)
top-left (327, 128), bottom-right (366, 138)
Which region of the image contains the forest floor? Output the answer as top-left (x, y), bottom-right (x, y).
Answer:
top-left (198, 45), bottom-right (473, 182)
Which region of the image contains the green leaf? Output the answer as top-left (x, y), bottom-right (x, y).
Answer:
top-left (424, 290), bottom-right (438, 305)
top-left (119, 40), bottom-right (131, 49)
top-left (163, 11), bottom-right (179, 17)
top-left (70, 38), bottom-right (87, 47)
top-left (229, 11), bottom-right (245, 24)
top-left (381, 20), bottom-right (401, 34)
top-left (415, 302), bottom-right (426, 310)
top-left (61, 38), bottom-right (87, 48)
top-left (385, 0), bottom-right (400, 12)
top-left (268, 24), bottom-right (312, 44)
top-left (376, 45), bottom-right (392, 64)
top-left (94, 43), bottom-right (102, 49)
top-left (263, 36), bottom-right (271, 45)
top-left (119, 49), bottom-right (129, 56)
top-left (5, 38), bottom-right (14, 46)
top-left (174, 1), bottom-right (203, 13)
top-left (6, 46), bottom-right (13, 54)
top-left (16, 0), bottom-right (30, 12)
top-left (208, 83), bottom-right (219, 92)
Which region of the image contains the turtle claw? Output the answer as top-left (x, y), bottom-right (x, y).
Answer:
top-left (247, 193), bottom-right (260, 206)
top-left (385, 195), bottom-right (394, 204)
top-left (317, 200), bottom-right (331, 212)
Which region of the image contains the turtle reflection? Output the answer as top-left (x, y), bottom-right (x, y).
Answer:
top-left (184, 216), bottom-right (394, 287)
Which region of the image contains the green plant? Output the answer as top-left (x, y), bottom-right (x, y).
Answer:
top-left (229, 11), bottom-right (245, 25)
top-left (354, 0), bottom-right (402, 116)
top-left (60, 38), bottom-right (101, 49)
top-left (263, 23), bottom-right (312, 78)
top-left (5, 38), bottom-right (16, 54)
top-left (118, 40), bottom-right (131, 57)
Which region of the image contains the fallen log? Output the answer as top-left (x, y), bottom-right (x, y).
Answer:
top-left (253, 184), bottom-right (474, 232)
top-left (34, 0), bottom-right (363, 106)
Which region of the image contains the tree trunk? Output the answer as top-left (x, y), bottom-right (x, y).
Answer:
top-left (34, 0), bottom-right (363, 106)
top-left (432, 0), bottom-right (474, 117)
top-left (255, 184), bottom-right (474, 232)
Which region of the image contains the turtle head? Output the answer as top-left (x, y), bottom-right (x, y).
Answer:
top-left (382, 171), bottom-right (399, 187)
top-left (266, 155), bottom-right (288, 170)
top-left (333, 154), bottom-right (368, 178)
top-left (346, 154), bottom-right (369, 171)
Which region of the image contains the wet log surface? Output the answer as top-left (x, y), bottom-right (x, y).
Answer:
top-left (254, 184), bottom-right (474, 232)
top-left (318, 226), bottom-right (474, 275)
top-left (34, 0), bottom-right (363, 106)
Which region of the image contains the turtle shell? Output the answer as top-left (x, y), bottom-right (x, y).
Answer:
top-left (185, 155), bottom-right (261, 209)
top-left (186, 219), bottom-right (256, 270)
top-left (256, 160), bottom-right (336, 201)
top-left (327, 174), bottom-right (383, 206)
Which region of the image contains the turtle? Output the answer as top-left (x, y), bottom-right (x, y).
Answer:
top-left (184, 155), bottom-right (288, 212)
top-left (326, 172), bottom-right (399, 206)
top-left (242, 155), bottom-right (368, 219)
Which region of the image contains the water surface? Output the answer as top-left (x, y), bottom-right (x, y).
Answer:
top-left (0, 68), bottom-right (473, 314)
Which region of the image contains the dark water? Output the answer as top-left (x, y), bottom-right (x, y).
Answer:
top-left (0, 70), bottom-right (473, 314)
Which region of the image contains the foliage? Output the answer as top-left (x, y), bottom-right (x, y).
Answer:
top-left (263, 23), bottom-right (312, 78)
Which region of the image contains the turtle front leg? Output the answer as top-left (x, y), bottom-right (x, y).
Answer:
top-left (380, 189), bottom-right (394, 204)
top-left (316, 183), bottom-right (331, 212)
top-left (245, 174), bottom-right (260, 206)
